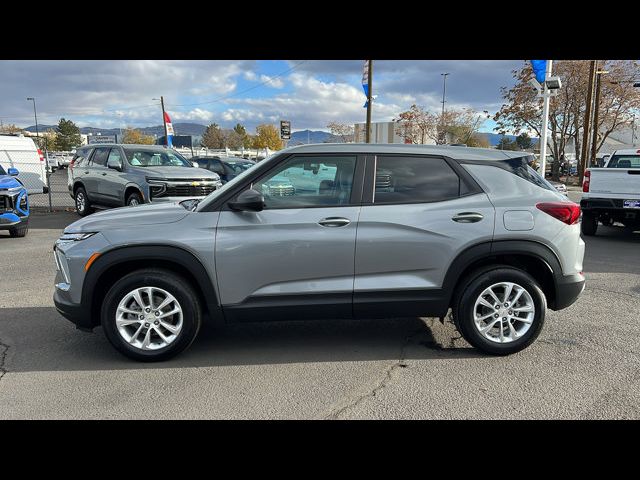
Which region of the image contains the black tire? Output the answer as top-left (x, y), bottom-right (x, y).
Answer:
top-left (126, 191), bottom-right (143, 207)
top-left (101, 269), bottom-right (202, 362)
top-left (74, 187), bottom-right (94, 216)
top-left (452, 266), bottom-right (546, 356)
top-left (581, 212), bottom-right (598, 236)
top-left (9, 220), bottom-right (29, 238)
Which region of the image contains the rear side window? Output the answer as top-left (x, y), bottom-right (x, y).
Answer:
top-left (374, 156), bottom-right (460, 204)
top-left (90, 148), bottom-right (109, 166)
top-left (72, 150), bottom-right (90, 167)
top-left (607, 155), bottom-right (640, 168)
top-left (499, 157), bottom-right (555, 192)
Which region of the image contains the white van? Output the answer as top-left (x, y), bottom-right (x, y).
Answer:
top-left (0, 135), bottom-right (48, 194)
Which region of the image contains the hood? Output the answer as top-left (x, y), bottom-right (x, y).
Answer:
top-left (64, 202), bottom-right (189, 234)
top-left (0, 175), bottom-right (23, 190)
top-left (137, 166), bottom-right (220, 180)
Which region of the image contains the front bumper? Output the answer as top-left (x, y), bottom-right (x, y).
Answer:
top-left (54, 287), bottom-right (93, 331)
top-left (551, 272), bottom-right (586, 310)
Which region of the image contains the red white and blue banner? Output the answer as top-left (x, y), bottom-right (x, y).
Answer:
top-left (530, 60), bottom-right (547, 84)
top-left (164, 111), bottom-right (174, 147)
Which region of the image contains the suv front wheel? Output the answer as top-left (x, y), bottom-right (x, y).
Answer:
top-left (453, 266), bottom-right (546, 355)
top-left (101, 269), bottom-right (202, 361)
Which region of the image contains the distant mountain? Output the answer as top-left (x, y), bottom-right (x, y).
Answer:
top-left (23, 123), bottom-right (208, 137)
top-left (482, 132), bottom-right (540, 148)
top-left (289, 130), bottom-right (334, 145)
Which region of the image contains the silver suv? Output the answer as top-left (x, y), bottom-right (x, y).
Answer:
top-left (54, 144), bottom-right (585, 361)
top-left (68, 144), bottom-right (222, 216)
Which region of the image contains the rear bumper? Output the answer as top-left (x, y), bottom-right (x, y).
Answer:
top-left (581, 197), bottom-right (640, 211)
top-left (54, 288), bottom-right (94, 331)
top-left (551, 273), bottom-right (585, 310)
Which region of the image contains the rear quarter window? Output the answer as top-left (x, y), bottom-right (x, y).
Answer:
top-left (607, 155), bottom-right (640, 168)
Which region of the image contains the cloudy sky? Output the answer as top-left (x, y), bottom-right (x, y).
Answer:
top-left (0, 60), bottom-right (525, 133)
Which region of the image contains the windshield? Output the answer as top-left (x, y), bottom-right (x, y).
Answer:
top-left (225, 161), bottom-right (254, 173)
top-left (0, 165), bottom-right (6, 176)
top-left (123, 148), bottom-right (192, 168)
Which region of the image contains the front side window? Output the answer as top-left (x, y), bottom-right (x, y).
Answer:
top-left (374, 156), bottom-right (460, 204)
top-left (90, 148), bottom-right (109, 167)
top-left (123, 148), bottom-right (192, 168)
top-left (194, 158), bottom-right (210, 169)
top-left (107, 148), bottom-right (122, 165)
top-left (252, 155), bottom-right (356, 209)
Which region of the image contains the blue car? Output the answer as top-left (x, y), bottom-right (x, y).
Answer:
top-left (0, 165), bottom-right (29, 237)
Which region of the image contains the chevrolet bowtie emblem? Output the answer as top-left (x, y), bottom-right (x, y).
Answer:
top-left (191, 181), bottom-right (200, 186)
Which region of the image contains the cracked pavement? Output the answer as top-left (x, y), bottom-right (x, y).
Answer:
top-left (0, 202), bottom-right (639, 419)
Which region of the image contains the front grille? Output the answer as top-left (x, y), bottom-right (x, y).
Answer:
top-left (267, 185), bottom-right (295, 196)
top-left (153, 183), bottom-right (217, 198)
top-left (0, 194), bottom-right (14, 211)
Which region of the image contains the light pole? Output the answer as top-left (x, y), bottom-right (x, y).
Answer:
top-left (440, 73), bottom-right (450, 116)
top-left (27, 96), bottom-right (52, 211)
top-left (365, 60), bottom-right (373, 143)
top-left (26, 97), bottom-right (39, 139)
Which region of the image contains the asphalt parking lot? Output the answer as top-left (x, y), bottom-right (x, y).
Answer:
top-left (1, 192), bottom-right (639, 419)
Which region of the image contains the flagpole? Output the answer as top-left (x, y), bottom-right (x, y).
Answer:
top-left (160, 95), bottom-right (169, 147)
top-left (365, 60), bottom-right (373, 143)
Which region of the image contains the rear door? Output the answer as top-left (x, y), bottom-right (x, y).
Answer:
top-left (215, 154), bottom-right (365, 321)
top-left (99, 147), bottom-right (127, 205)
top-left (354, 154), bottom-right (495, 318)
top-left (85, 147), bottom-right (110, 202)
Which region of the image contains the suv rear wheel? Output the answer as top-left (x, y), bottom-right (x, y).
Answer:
top-left (75, 187), bottom-right (94, 217)
top-left (101, 269), bottom-right (202, 362)
top-left (453, 266), bottom-right (546, 355)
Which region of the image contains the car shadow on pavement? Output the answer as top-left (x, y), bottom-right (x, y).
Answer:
top-left (0, 307), bottom-right (483, 374)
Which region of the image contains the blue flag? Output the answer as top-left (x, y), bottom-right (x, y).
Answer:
top-left (530, 60), bottom-right (547, 84)
top-left (362, 60), bottom-right (369, 108)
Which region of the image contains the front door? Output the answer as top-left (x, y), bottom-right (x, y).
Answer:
top-left (215, 154), bottom-right (364, 322)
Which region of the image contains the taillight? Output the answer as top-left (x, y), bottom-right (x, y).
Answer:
top-left (536, 202), bottom-right (581, 225)
top-left (583, 169), bottom-right (590, 192)
top-left (37, 149), bottom-right (44, 162)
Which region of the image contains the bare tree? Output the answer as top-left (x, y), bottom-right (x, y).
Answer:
top-left (326, 122), bottom-right (355, 143)
top-left (394, 104), bottom-right (438, 144)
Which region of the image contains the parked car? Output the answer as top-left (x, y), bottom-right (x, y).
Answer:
top-left (67, 144), bottom-right (223, 216)
top-left (0, 134), bottom-right (48, 195)
top-left (46, 153), bottom-right (60, 173)
top-left (54, 144), bottom-right (585, 361)
top-left (191, 156), bottom-right (256, 183)
top-left (581, 148), bottom-right (640, 235)
top-left (0, 164), bottom-right (29, 237)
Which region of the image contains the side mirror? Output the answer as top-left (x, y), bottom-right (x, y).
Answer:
top-left (8, 167), bottom-right (19, 176)
top-left (107, 157), bottom-right (122, 172)
top-left (228, 189), bottom-right (264, 212)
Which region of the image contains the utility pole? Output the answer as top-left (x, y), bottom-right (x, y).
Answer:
top-left (539, 61), bottom-right (553, 178)
top-left (579, 60), bottom-right (597, 183)
top-left (365, 60), bottom-right (373, 143)
top-left (590, 64), bottom-right (608, 167)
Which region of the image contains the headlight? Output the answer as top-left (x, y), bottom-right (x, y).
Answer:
top-left (58, 232), bottom-right (97, 242)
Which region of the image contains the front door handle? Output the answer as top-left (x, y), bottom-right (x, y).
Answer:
top-left (84, 171), bottom-right (89, 174)
top-left (101, 172), bottom-right (107, 176)
top-left (318, 217), bottom-right (351, 227)
top-left (452, 212), bottom-right (484, 223)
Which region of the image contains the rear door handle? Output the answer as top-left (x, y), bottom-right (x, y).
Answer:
top-left (452, 212), bottom-right (484, 223)
top-left (84, 171), bottom-right (89, 174)
top-left (318, 217), bottom-right (350, 227)
top-left (101, 173), bottom-right (107, 176)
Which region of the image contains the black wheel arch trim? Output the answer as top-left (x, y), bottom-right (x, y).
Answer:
top-left (442, 239), bottom-right (564, 310)
top-left (81, 244), bottom-right (221, 327)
